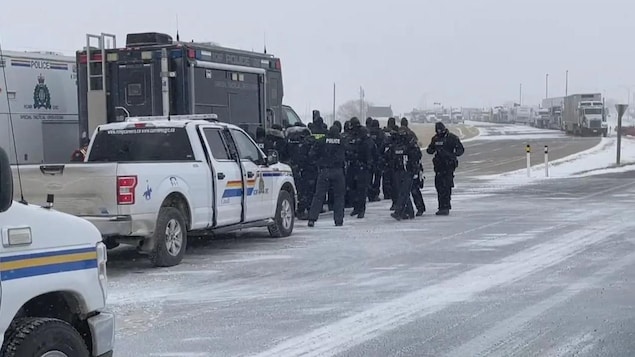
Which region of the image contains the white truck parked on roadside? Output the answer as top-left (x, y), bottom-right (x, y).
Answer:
top-left (0, 146), bottom-right (114, 356)
top-left (13, 114), bottom-right (297, 267)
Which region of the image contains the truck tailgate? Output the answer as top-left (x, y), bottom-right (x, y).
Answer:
top-left (12, 163), bottom-right (119, 216)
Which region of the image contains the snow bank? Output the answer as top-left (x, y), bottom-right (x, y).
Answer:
top-left (477, 136), bottom-right (635, 184)
top-left (472, 124), bottom-right (566, 141)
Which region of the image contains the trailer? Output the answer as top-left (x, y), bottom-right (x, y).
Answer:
top-left (76, 32), bottom-right (303, 142)
top-left (562, 93), bottom-right (607, 137)
top-left (0, 51), bottom-right (79, 164)
top-left (510, 106), bottom-right (532, 125)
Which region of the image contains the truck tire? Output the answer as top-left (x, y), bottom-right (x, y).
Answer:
top-left (1, 317), bottom-right (90, 357)
top-left (150, 207), bottom-right (187, 267)
top-left (268, 190), bottom-right (294, 238)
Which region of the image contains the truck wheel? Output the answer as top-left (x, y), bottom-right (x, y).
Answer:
top-left (268, 190), bottom-right (294, 238)
top-left (150, 207), bottom-right (187, 267)
top-left (1, 317), bottom-right (89, 357)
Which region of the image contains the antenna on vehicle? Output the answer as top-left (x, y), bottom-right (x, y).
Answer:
top-left (0, 38), bottom-right (27, 205)
top-left (176, 14), bottom-right (180, 42)
top-left (263, 31), bottom-right (267, 54)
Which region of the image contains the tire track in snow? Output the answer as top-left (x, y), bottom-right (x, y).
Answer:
top-left (445, 248), bottom-right (635, 357)
top-left (247, 214), bottom-right (633, 357)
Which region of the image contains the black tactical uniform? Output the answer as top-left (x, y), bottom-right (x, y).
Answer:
top-left (382, 117), bottom-right (400, 201)
top-left (347, 117), bottom-right (374, 219)
top-left (308, 126), bottom-right (346, 227)
top-left (342, 120), bottom-right (355, 208)
top-left (327, 121), bottom-right (343, 211)
top-left (368, 119), bottom-right (385, 202)
top-left (390, 128), bottom-right (426, 220)
top-left (284, 126), bottom-right (315, 219)
top-left (426, 122), bottom-right (465, 216)
top-left (255, 126), bottom-right (287, 162)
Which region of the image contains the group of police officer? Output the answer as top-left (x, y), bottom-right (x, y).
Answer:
top-left (255, 110), bottom-right (465, 227)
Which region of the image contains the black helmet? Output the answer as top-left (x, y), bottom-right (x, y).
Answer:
top-left (266, 127), bottom-right (285, 139)
top-left (285, 126), bottom-right (311, 141)
top-left (350, 117), bottom-right (361, 128)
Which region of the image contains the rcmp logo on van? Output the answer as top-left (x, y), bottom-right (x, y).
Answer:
top-left (33, 74), bottom-right (51, 110)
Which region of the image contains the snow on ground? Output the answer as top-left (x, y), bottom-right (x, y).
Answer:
top-left (467, 122), bottom-right (566, 141)
top-left (477, 136), bottom-right (635, 185)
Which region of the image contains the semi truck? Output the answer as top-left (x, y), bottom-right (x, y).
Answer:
top-left (0, 50), bottom-right (79, 164)
top-left (541, 97), bottom-right (564, 130)
top-left (562, 93), bottom-right (607, 137)
top-left (76, 32), bottom-right (303, 143)
top-left (510, 106), bottom-right (532, 125)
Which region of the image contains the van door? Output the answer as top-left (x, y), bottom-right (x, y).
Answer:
top-left (199, 127), bottom-right (242, 227)
top-left (228, 129), bottom-right (269, 222)
top-left (116, 63), bottom-right (157, 117)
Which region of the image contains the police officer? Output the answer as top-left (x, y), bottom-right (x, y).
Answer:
top-left (284, 125), bottom-right (315, 219)
top-left (347, 117), bottom-right (374, 219)
top-left (382, 117), bottom-right (399, 202)
top-left (70, 137), bottom-right (90, 162)
top-left (426, 122), bottom-right (465, 216)
top-left (327, 121), bottom-right (343, 211)
top-left (368, 119), bottom-right (385, 202)
top-left (308, 125), bottom-right (346, 227)
top-left (388, 128), bottom-right (418, 220)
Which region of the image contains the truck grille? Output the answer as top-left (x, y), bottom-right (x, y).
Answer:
top-left (589, 119), bottom-right (602, 128)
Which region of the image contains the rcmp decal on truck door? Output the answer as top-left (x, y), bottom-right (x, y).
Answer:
top-left (221, 171), bottom-right (286, 198)
top-left (222, 178), bottom-right (257, 198)
top-left (0, 247), bottom-right (98, 281)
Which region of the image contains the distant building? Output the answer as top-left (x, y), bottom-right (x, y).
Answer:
top-left (367, 105), bottom-right (394, 120)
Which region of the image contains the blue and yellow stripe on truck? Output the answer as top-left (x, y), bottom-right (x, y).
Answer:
top-left (0, 247), bottom-right (98, 281)
top-left (221, 171), bottom-right (286, 198)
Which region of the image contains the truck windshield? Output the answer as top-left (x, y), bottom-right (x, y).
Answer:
top-left (87, 127), bottom-right (195, 162)
top-left (585, 108), bottom-right (602, 115)
top-left (282, 106), bottom-right (303, 127)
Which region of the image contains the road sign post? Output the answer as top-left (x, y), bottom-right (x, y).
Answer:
top-left (615, 104), bottom-right (628, 166)
top-left (544, 145), bottom-right (549, 177)
top-left (525, 144), bottom-right (531, 177)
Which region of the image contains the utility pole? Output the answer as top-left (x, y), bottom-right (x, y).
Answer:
top-left (359, 86), bottom-right (363, 119)
top-left (565, 70), bottom-right (568, 96)
top-left (332, 83), bottom-right (336, 125)
top-left (545, 73), bottom-right (549, 99)
top-left (519, 83), bottom-right (523, 105)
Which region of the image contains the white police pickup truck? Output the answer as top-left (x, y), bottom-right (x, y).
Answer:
top-left (14, 114), bottom-right (296, 267)
top-left (0, 147), bottom-right (114, 356)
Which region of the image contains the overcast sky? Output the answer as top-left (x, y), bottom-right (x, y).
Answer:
top-left (2, 0), bottom-right (634, 116)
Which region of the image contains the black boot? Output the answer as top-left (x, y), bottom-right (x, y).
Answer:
top-left (416, 209), bottom-right (425, 217)
top-left (390, 212), bottom-right (402, 221)
top-left (308, 220), bottom-right (315, 227)
top-left (357, 211), bottom-right (365, 219)
top-left (435, 209), bottom-right (450, 216)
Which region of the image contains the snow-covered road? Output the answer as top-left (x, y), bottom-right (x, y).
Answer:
top-left (105, 122), bottom-right (635, 356)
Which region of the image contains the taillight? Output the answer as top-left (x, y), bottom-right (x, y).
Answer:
top-left (187, 49), bottom-right (196, 59)
top-left (117, 176), bottom-right (137, 205)
top-left (134, 123), bottom-right (146, 128)
top-left (275, 59), bottom-right (281, 70)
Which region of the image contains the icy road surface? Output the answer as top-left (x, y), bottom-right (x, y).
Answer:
top-left (107, 123), bottom-right (635, 356)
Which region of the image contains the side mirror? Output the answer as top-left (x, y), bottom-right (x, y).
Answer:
top-left (0, 147), bottom-right (14, 213)
top-left (267, 150), bottom-right (279, 165)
